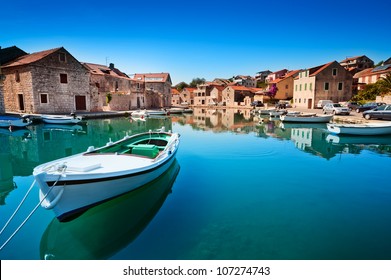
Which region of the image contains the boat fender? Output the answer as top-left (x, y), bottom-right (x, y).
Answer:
top-left (42, 187), bottom-right (64, 209)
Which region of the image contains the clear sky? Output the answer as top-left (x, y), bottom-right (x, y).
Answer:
top-left (1, 0), bottom-right (390, 85)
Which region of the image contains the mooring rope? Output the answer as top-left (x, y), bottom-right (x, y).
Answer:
top-left (0, 179), bottom-right (36, 236)
top-left (0, 174), bottom-right (62, 251)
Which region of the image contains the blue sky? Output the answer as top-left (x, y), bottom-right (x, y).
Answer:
top-left (1, 0), bottom-right (390, 85)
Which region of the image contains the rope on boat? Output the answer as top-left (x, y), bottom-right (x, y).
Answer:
top-left (0, 179), bottom-right (36, 236)
top-left (0, 174), bottom-right (62, 251)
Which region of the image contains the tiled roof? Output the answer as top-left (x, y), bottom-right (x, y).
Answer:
top-left (339, 55), bottom-right (365, 63)
top-left (309, 61), bottom-right (335, 76)
top-left (229, 85), bottom-right (252, 91)
top-left (83, 62), bottom-right (130, 79)
top-left (2, 47), bottom-right (62, 68)
top-left (183, 87), bottom-right (196, 92)
top-left (133, 73), bottom-right (171, 83)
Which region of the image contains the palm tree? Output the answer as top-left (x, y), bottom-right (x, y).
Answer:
top-left (378, 73), bottom-right (391, 96)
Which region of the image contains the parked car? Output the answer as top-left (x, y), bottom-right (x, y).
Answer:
top-left (346, 101), bottom-right (361, 111)
top-left (362, 104), bottom-right (391, 120)
top-left (355, 102), bottom-right (385, 113)
top-left (316, 100), bottom-right (333, 109)
top-left (251, 100), bottom-right (264, 107)
top-left (276, 100), bottom-right (292, 109)
top-left (323, 103), bottom-right (350, 115)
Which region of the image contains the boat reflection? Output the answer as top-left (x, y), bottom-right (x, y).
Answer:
top-left (40, 159), bottom-right (180, 260)
top-left (0, 154), bottom-right (16, 206)
top-left (326, 134), bottom-right (391, 145)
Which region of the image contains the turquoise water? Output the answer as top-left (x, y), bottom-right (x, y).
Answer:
top-left (1, 110), bottom-right (391, 260)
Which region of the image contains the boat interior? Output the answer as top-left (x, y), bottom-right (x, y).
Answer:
top-left (88, 134), bottom-right (170, 159)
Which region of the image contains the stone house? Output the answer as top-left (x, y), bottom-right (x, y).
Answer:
top-left (266, 69), bottom-right (288, 83)
top-left (222, 85), bottom-right (255, 107)
top-left (0, 46), bottom-right (28, 114)
top-left (293, 61), bottom-right (353, 109)
top-left (233, 75), bottom-right (257, 87)
top-left (180, 87), bottom-right (196, 105)
top-left (209, 85), bottom-right (225, 105)
top-left (193, 82), bottom-right (218, 106)
top-left (82, 62), bottom-right (132, 111)
top-left (132, 73), bottom-right (172, 109)
top-left (339, 55), bottom-right (374, 73)
top-left (268, 70), bottom-right (300, 100)
top-left (171, 87), bottom-right (180, 106)
top-left (1, 47), bottom-right (90, 114)
top-left (255, 70), bottom-right (272, 83)
top-left (354, 64), bottom-right (391, 91)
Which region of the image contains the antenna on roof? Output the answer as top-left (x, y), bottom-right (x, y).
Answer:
top-left (105, 57), bottom-right (109, 66)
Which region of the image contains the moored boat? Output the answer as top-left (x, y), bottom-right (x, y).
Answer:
top-left (39, 159), bottom-right (180, 259)
top-left (280, 114), bottom-right (333, 123)
top-left (327, 122), bottom-right (391, 135)
top-left (33, 128), bottom-right (180, 221)
top-left (0, 115), bottom-right (32, 129)
top-left (131, 110), bottom-right (149, 118)
top-left (41, 113), bottom-right (83, 124)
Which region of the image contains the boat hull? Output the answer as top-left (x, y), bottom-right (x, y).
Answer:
top-left (33, 131), bottom-right (180, 221)
top-left (0, 117), bottom-right (32, 128)
top-left (41, 115), bottom-right (83, 124)
top-left (327, 123), bottom-right (391, 135)
top-left (280, 115), bottom-right (333, 123)
top-left (36, 153), bottom-right (177, 221)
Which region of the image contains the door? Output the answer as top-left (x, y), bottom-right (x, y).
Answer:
top-left (18, 94), bottom-right (25, 111)
top-left (308, 98), bottom-right (312, 109)
top-left (75, 95), bottom-right (86, 110)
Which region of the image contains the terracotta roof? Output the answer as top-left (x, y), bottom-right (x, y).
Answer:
top-left (309, 61), bottom-right (335, 76)
top-left (83, 62), bottom-right (130, 79)
top-left (339, 55), bottom-right (365, 63)
top-left (2, 47), bottom-right (62, 68)
top-left (183, 87), bottom-right (196, 92)
top-left (229, 85), bottom-right (252, 91)
top-left (171, 88), bottom-right (180, 95)
top-left (133, 73), bottom-right (171, 83)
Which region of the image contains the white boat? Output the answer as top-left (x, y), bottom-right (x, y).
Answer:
top-left (146, 109), bottom-right (167, 116)
top-left (41, 114), bottom-right (83, 124)
top-left (39, 159), bottom-right (180, 259)
top-left (166, 108), bottom-right (184, 114)
top-left (0, 115), bottom-right (32, 129)
top-left (280, 114), bottom-right (333, 123)
top-left (327, 122), bottom-right (391, 135)
top-left (33, 128), bottom-right (180, 221)
top-left (269, 110), bottom-right (287, 117)
top-left (131, 110), bottom-right (149, 118)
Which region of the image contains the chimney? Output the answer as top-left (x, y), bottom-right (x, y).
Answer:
top-left (109, 63), bottom-right (114, 69)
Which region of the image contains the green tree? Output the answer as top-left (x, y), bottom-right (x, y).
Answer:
top-left (175, 82), bottom-right (189, 91)
top-left (189, 78), bottom-right (206, 88)
top-left (378, 73), bottom-right (391, 95)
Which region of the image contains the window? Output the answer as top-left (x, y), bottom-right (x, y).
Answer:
top-left (59, 52), bottom-right (66, 62)
top-left (15, 70), bottom-right (20, 82)
top-left (40, 94), bottom-right (48, 104)
top-left (304, 83), bottom-right (307, 91)
top-left (299, 84), bottom-right (302, 91)
top-left (324, 82), bottom-right (329, 90)
top-left (295, 85), bottom-right (297, 91)
top-left (285, 85), bottom-right (288, 89)
top-left (338, 82), bottom-right (343, 91)
top-left (332, 68), bottom-right (337, 76)
top-left (60, 74), bottom-right (68, 84)
top-left (310, 83), bottom-right (312, 91)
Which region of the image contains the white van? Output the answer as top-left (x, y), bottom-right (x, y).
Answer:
top-left (316, 100), bottom-right (333, 109)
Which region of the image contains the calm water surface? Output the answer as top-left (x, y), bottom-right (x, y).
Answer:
top-left (1, 109), bottom-right (391, 260)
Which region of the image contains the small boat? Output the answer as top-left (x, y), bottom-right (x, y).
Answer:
top-left (33, 128), bottom-right (180, 221)
top-left (146, 109), bottom-right (167, 116)
top-left (0, 115), bottom-right (32, 129)
top-left (327, 122), bottom-right (391, 135)
top-left (280, 114), bottom-right (333, 123)
top-left (166, 108), bottom-right (184, 114)
top-left (269, 110), bottom-right (287, 117)
top-left (41, 113), bottom-right (83, 124)
top-left (131, 110), bottom-right (149, 118)
top-left (39, 159), bottom-right (180, 259)
top-left (326, 134), bottom-right (391, 145)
